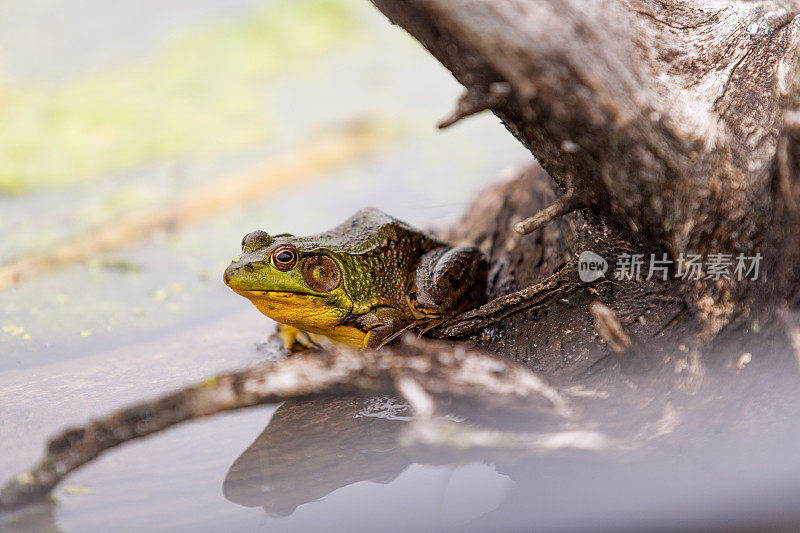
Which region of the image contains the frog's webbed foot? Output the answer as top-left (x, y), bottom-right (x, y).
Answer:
top-left (408, 245), bottom-right (488, 318)
top-left (273, 324), bottom-right (323, 354)
top-left (352, 307), bottom-right (410, 349)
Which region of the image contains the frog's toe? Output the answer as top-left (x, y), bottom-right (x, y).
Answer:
top-left (273, 324), bottom-right (322, 354)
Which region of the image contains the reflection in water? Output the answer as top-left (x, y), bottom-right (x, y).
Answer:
top-left (223, 393), bottom-right (800, 531)
top-left (223, 395), bottom-right (460, 517)
top-left (0, 502), bottom-right (61, 533)
top-left (223, 396), bottom-right (407, 516)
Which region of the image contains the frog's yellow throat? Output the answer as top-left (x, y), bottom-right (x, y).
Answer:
top-left (232, 289), bottom-right (367, 347)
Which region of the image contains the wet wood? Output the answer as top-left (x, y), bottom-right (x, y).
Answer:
top-left (370, 0), bottom-right (800, 336)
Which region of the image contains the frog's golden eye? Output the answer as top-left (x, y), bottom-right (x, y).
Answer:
top-left (271, 245), bottom-right (298, 271)
top-left (302, 255), bottom-right (341, 292)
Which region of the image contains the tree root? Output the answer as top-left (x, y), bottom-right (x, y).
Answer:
top-left (0, 337), bottom-right (568, 511)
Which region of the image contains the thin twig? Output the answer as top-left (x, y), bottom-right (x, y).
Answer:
top-left (590, 301), bottom-right (633, 354)
top-left (434, 270), bottom-right (578, 338)
top-left (438, 83), bottom-right (511, 129)
top-left (513, 190), bottom-right (590, 235)
top-left (396, 376), bottom-right (607, 452)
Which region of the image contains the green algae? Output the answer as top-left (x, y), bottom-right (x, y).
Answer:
top-left (0, 0), bottom-right (356, 194)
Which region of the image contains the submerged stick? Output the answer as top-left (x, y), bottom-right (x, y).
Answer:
top-left (0, 338), bottom-right (567, 511)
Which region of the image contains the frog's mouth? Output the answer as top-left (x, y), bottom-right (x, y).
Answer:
top-left (229, 288), bottom-right (366, 347)
top-left (231, 288), bottom-right (349, 333)
top-left (232, 288), bottom-right (323, 300)
top-left (231, 288), bottom-right (326, 312)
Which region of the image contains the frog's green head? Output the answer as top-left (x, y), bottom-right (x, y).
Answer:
top-left (224, 230), bottom-right (365, 346)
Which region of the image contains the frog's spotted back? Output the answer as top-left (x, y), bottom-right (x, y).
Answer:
top-left (288, 207), bottom-right (442, 255)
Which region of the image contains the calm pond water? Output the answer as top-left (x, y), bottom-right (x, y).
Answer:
top-left (5, 391), bottom-right (800, 532)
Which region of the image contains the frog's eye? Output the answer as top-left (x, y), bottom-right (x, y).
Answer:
top-left (271, 245), bottom-right (298, 271)
top-left (240, 235), bottom-right (248, 251)
top-left (302, 255), bottom-right (341, 292)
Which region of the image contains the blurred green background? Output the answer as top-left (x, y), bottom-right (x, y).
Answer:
top-left (0, 0), bottom-right (354, 194)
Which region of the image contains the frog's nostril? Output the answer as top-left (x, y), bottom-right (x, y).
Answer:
top-left (223, 262), bottom-right (255, 285)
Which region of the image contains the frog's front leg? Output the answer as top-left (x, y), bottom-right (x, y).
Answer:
top-left (408, 245), bottom-right (488, 319)
top-left (351, 306), bottom-right (410, 349)
top-left (274, 323), bottom-right (323, 353)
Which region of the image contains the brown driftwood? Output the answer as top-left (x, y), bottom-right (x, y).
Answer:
top-left (372, 0), bottom-right (800, 340)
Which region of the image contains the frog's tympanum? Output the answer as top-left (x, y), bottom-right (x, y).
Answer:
top-left (223, 208), bottom-right (487, 349)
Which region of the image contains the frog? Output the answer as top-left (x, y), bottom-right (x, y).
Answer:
top-left (223, 207), bottom-right (487, 350)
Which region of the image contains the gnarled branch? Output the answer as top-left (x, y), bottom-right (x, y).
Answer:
top-left (0, 338), bottom-right (567, 511)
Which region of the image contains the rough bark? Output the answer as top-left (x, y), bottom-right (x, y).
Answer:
top-left (432, 166), bottom-right (688, 377)
top-left (372, 0), bottom-right (800, 343)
